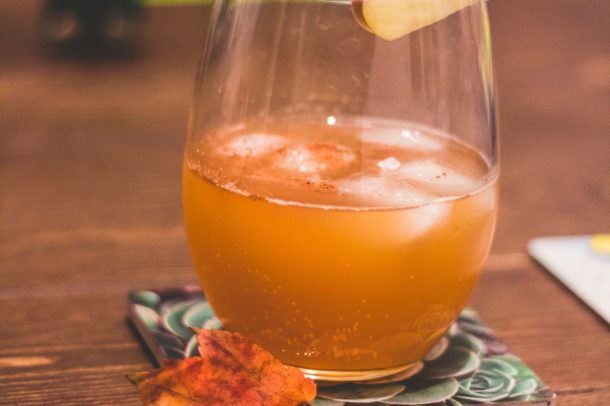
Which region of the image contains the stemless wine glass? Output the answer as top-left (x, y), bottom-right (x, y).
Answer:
top-left (183, 0), bottom-right (498, 381)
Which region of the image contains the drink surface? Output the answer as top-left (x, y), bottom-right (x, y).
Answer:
top-left (183, 117), bottom-right (497, 371)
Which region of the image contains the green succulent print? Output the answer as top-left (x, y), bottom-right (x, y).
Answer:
top-left (129, 288), bottom-right (554, 405)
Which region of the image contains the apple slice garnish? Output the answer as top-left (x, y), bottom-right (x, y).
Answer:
top-left (354, 0), bottom-right (477, 41)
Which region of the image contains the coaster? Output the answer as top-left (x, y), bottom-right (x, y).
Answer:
top-left (128, 286), bottom-right (555, 405)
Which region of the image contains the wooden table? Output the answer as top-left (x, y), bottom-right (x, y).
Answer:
top-left (1, 1), bottom-right (608, 404)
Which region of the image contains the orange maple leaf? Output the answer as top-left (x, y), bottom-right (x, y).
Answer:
top-left (128, 329), bottom-right (316, 406)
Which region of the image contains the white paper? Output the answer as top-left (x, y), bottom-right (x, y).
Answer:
top-left (528, 235), bottom-right (610, 325)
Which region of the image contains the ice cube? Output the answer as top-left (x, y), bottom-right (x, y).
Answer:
top-left (396, 159), bottom-right (483, 196)
top-left (338, 176), bottom-right (451, 242)
top-left (219, 133), bottom-right (287, 157)
top-left (400, 203), bottom-right (451, 240)
top-left (465, 181), bottom-right (497, 216)
top-left (361, 128), bottom-right (443, 152)
top-left (337, 176), bottom-right (385, 199)
top-left (275, 146), bottom-right (325, 173)
top-left (275, 143), bottom-right (356, 174)
top-left (337, 176), bottom-right (451, 243)
top-left (377, 157), bottom-right (401, 171)
top-left (337, 176), bottom-right (430, 207)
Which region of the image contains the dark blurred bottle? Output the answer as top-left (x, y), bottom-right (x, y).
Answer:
top-left (39, 0), bottom-right (144, 50)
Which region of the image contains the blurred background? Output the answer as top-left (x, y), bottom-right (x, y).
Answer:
top-left (0, 1), bottom-right (609, 404)
top-left (2, 0), bottom-right (608, 286)
top-left (1, 1), bottom-right (211, 291)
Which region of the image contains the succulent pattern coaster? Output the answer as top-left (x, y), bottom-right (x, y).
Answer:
top-left (129, 286), bottom-right (555, 405)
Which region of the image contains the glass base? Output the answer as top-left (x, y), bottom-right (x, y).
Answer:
top-left (299, 361), bottom-right (417, 382)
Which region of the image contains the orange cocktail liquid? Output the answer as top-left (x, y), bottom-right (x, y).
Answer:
top-left (183, 118), bottom-right (497, 373)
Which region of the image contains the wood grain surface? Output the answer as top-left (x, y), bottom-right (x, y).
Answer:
top-left (1, 0), bottom-right (609, 405)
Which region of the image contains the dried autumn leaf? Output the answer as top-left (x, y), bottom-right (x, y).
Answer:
top-left (128, 329), bottom-right (316, 406)
top-left (128, 359), bottom-right (207, 406)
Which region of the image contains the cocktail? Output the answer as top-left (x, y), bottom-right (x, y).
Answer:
top-left (183, 0), bottom-right (498, 381)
